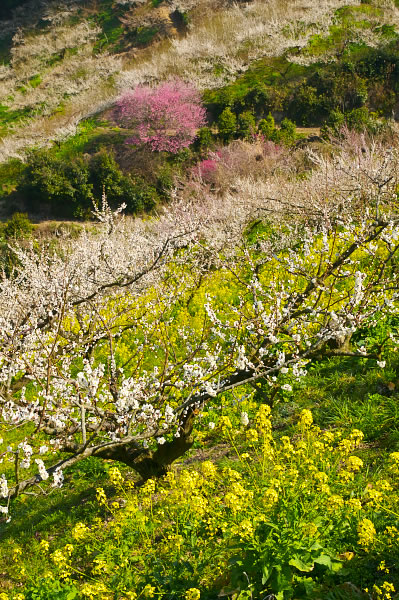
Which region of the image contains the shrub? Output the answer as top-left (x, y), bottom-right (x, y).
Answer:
top-left (322, 107), bottom-right (384, 137)
top-left (218, 107), bottom-right (237, 142)
top-left (243, 82), bottom-right (271, 117)
top-left (237, 111), bottom-right (256, 140)
top-left (194, 126), bottom-right (215, 155)
top-left (287, 84), bottom-right (326, 126)
top-left (274, 117), bottom-right (297, 146)
top-left (258, 113), bottom-right (276, 139)
top-left (21, 149), bottom-right (93, 218)
top-left (3, 212), bottom-right (33, 240)
top-left (114, 79), bottom-right (207, 153)
top-left (89, 149), bottom-right (159, 214)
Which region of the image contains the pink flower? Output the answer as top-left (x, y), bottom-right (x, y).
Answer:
top-left (115, 78), bottom-right (207, 153)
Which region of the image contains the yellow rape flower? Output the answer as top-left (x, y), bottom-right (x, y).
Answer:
top-left (299, 409), bottom-right (313, 428)
top-left (245, 428), bottom-right (258, 443)
top-left (301, 522), bottom-right (318, 537)
top-left (63, 544), bottom-right (74, 556)
top-left (256, 405), bottom-right (272, 434)
top-left (219, 416), bottom-right (233, 430)
top-left (51, 549), bottom-right (67, 567)
top-left (200, 460), bottom-right (217, 479)
top-left (376, 479), bottom-right (392, 492)
top-left (72, 522), bottom-right (90, 541)
top-left (39, 540), bottom-right (49, 553)
top-left (141, 479), bottom-right (156, 496)
top-left (109, 466), bottom-right (124, 487)
top-left (378, 561), bottom-right (390, 574)
top-left (366, 488), bottom-right (383, 506)
top-left (328, 495), bottom-right (344, 509)
top-left (346, 498), bottom-right (362, 512)
top-left (185, 589), bottom-right (200, 600)
top-left (233, 518), bottom-right (254, 540)
top-left (358, 518), bottom-right (376, 549)
top-left (346, 456), bottom-right (363, 472)
top-left (389, 452), bottom-right (399, 474)
top-left (142, 584), bottom-right (156, 598)
top-left (81, 583), bottom-right (108, 598)
top-left (263, 488), bottom-right (279, 506)
top-left (96, 487), bottom-right (107, 505)
top-left (12, 547), bottom-right (22, 561)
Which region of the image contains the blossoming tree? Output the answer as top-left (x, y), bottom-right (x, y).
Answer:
top-left (114, 78), bottom-right (207, 153)
top-left (0, 160), bottom-right (399, 512)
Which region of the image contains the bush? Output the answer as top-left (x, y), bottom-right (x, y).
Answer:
top-left (194, 127), bottom-right (215, 155)
top-left (243, 82), bottom-right (271, 117)
top-left (258, 113), bottom-right (276, 139)
top-left (287, 84), bottom-right (326, 126)
top-left (218, 107), bottom-right (237, 142)
top-left (322, 107), bottom-right (385, 137)
top-left (237, 111), bottom-right (256, 140)
top-left (22, 149), bottom-right (93, 218)
top-left (274, 118), bottom-right (297, 146)
top-left (89, 149), bottom-right (159, 214)
top-left (3, 212), bottom-right (33, 240)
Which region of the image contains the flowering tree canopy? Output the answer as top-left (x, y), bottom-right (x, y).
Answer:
top-left (114, 79), bottom-right (207, 153)
top-left (1, 132), bottom-right (399, 514)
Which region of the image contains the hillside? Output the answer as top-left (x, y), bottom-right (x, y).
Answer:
top-left (1, 1), bottom-right (399, 600)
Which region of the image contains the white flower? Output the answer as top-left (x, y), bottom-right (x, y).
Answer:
top-left (240, 412), bottom-right (249, 426)
top-left (52, 467), bottom-right (64, 488)
top-left (0, 475), bottom-right (8, 499)
top-left (208, 422), bottom-right (216, 430)
top-left (281, 384), bottom-right (292, 392)
top-left (35, 458), bottom-right (49, 481)
top-left (0, 505), bottom-right (8, 514)
top-left (377, 360), bottom-right (386, 368)
top-left (39, 445), bottom-right (49, 455)
top-left (157, 437), bottom-right (166, 445)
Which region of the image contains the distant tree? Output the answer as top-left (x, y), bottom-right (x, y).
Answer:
top-left (237, 111), bottom-right (256, 140)
top-left (218, 107), bottom-right (237, 142)
top-left (21, 149), bottom-right (93, 218)
top-left (244, 83), bottom-right (271, 116)
top-left (114, 79), bottom-right (207, 154)
top-left (275, 117), bottom-right (297, 145)
top-left (258, 113), bottom-right (276, 139)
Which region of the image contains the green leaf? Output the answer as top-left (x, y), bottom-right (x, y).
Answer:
top-left (289, 556), bottom-right (314, 572)
top-left (314, 554), bottom-right (332, 569)
top-left (262, 564), bottom-right (270, 584)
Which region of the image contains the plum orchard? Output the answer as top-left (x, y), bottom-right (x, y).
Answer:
top-left (0, 194), bottom-right (399, 512)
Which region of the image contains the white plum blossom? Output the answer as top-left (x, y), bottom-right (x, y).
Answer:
top-left (240, 412), bottom-right (249, 426)
top-left (0, 475), bottom-right (8, 499)
top-left (35, 459), bottom-right (49, 481)
top-left (52, 467), bottom-right (64, 488)
top-left (281, 384), bottom-right (293, 392)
